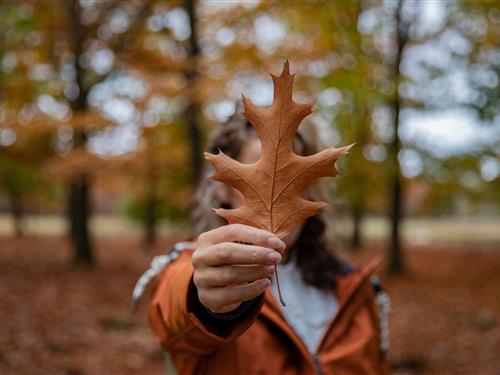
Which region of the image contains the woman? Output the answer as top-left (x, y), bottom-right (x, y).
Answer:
top-left (139, 110), bottom-right (390, 375)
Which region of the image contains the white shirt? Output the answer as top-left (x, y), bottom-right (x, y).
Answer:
top-left (270, 254), bottom-right (338, 354)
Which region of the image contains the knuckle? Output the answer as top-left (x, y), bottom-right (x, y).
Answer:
top-left (221, 290), bottom-right (237, 305)
top-left (265, 266), bottom-right (275, 277)
top-left (197, 232), bottom-right (208, 245)
top-left (232, 223), bottom-right (243, 231)
top-left (191, 249), bottom-right (206, 268)
top-left (191, 251), bottom-right (200, 267)
top-left (197, 289), bottom-right (209, 304)
top-left (226, 224), bottom-right (239, 238)
top-left (251, 227), bottom-right (266, 239)
top-left (200, 291), bottom-right (222, 312)
top-left (251, 249), bottom-right (259, 263)
top-left (253, 228), bottom-right (265, 240)
top-left (223, 268), bottom-right (237, 283)
top-left (192, 271), bottom-right (204, 288)
top-left (215, 243), bottom-right (231, 262)
top-left (203, 298), bottom-right (216, 311)
top-left (209, 293), bottom-right (224, 309)
top-left (252, 285), bottom-right (264, 297)
top-left (253, 279), bottom-right (266, 292)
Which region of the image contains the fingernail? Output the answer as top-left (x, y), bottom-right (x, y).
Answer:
top-left (263, 278), bottom-right (271, 287)
top-left (267, 252), bottom-right (281, 263)
top-left (267, 237), bottom-right (285, 250)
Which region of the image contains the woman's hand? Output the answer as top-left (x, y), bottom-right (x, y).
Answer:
top-left (192, 224), bottom-right (286, 313)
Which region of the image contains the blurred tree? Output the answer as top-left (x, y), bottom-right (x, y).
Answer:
top-left (300, 1), bottom-right (389, 249)
top-left (65, 0), bottom-right (94, 263)
top-left (103, 1), bottom-right (196, 246)
top-left (0, 1), bottom-right (58, 236)
top-left (455, 1), bottom-right (499, 123)
top-left (57, 0), bottom-right (151, 264)
top-left (387, 0), bottom-right (408, 274)
top-left (117, 121), bottom-right (191, 251)
top-left (374, 0), bottom-right (498, 272)
top-left (0, 124), bottom-right (55, 236)
top-left (385, 0), bottom-right (499, 268)
top-left (448, 1), bottom-right (500, 211)
top-left (182, 0), bottom-right (203, 185)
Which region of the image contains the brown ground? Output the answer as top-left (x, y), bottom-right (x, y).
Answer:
top-left (0, 235), bottom-right (499, 375)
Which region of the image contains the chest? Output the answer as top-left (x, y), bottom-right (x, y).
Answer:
top-left (204, 292), bottom-right (381, 375)
top-left (269, 267), bottom-right (338, 354)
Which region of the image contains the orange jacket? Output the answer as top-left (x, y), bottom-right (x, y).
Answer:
top-left (148, 243), bottom-right (389, 375)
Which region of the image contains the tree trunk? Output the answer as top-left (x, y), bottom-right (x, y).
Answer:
top-left (69, 174), bottom-right (93, 264)
top-left (351, 206), bottom-right (362, 250)
top-left (67, 0), bottom-right (93, 265)
top-left (143, 178), bottom-right (157, 251)
top-left (8, 190), bottom-right (24, 237)
top-left (388, 0), bottom-right (408, 275)
top-left (183, 0), bottom-right (203, 185)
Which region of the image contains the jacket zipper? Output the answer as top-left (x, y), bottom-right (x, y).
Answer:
top-left (311, 267), bottom-right (379, 374)
top-left (312, 353), bottom-right (324, 375)
top-left (315, 261), bottom-right (380, 354)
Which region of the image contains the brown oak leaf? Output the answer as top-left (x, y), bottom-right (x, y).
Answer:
top-left (204, 61), bottom-right (351, 305)
top-left (204, 60), bottom-right (351, 237)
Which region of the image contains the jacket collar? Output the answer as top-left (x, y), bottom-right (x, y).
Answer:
top-left (260, 256), bottom-right (382, 360)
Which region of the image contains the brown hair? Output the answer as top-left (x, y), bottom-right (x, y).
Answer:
top-left (192, 107), bottom-right (348, 290)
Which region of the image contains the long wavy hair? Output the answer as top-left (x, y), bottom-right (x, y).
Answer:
top-left (192, 107), bottom-right (347, 290)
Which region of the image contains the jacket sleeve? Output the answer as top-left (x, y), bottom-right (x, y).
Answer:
top-left (148, 250), bottom-right (264, 356)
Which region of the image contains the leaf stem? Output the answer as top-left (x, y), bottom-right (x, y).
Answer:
top-left (274, 265), bottom-right (286, 307)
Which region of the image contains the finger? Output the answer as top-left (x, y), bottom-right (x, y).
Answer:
top-left (195, 265), bottom-right (275, 287)
top-left (201, 242), bottom-right (282, 266)
top-left (206, 278), bottom-right (270, 310)
top-left (198, 224), bottom-right (285, 252)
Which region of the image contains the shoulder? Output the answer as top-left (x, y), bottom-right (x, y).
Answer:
top-left (336, 255), bottom-right (383, 277)
top-left (336, 257), bottom-right (390, 353)
top-left (369, 275), bottom-right (391, 353)
top-left (131, 237), bottom-right (197, 311)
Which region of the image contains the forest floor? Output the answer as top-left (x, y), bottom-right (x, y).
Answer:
top-left (0, 234), bottom-right (498, 375)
